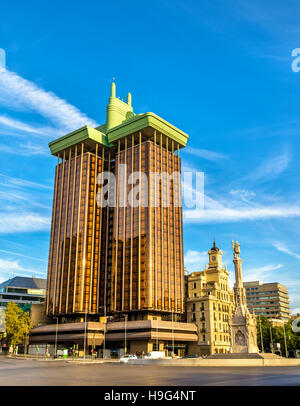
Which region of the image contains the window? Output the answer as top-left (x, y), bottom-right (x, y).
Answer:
top-left (153, 343), bottom-right (159, 351)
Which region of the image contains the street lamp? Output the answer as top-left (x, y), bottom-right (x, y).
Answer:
top-left (270, 325), bottom-right (274, 354)
top-left (156, 318), bottom-right (159, 351)
top-left (259, 316), bottom-right (264, 353)
top-left (103, 313), bottom-right (107, 360)
top-left (171, 309), bottom-right (175, 358)
top-left (283, 322), bottom-right (288, 358)
top-left (54, 316), bottom-right (59, 358)
top-left (83, 309), bottom-right (87, 360)
top-left (124, 314), bottom-right (128, 356)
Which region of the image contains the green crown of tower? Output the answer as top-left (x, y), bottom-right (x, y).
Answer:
top-left (48, 81), bottom-right (189, 156)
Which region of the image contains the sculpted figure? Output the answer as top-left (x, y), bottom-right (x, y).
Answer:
top-left (232, 240), bottom-right (240, 259)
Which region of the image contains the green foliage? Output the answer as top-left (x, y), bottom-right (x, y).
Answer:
top-left (5, 301), bottom-right (31, 348)
top-left (256, 316), bottom-right (271, 351)
top-left (256, 315), bottom-right (300, 353)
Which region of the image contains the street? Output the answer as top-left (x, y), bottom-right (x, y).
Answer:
top-left (0, 357), bottom-right (300, 385)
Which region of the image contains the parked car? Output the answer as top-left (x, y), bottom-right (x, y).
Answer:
top-left (119, 354), bottom-right (137, 363)
top-left (288, 349), bottom-right (300, 358)
top-left (143, 351), bottom-right (166, 359)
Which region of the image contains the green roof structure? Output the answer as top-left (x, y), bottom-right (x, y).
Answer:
top-left (49, 82), bottom-right (189, 156)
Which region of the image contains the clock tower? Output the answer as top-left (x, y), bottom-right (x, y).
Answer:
top-left (208, 240), bottom-right (223, 270)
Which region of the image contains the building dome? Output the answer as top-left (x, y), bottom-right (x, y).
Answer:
top-left (210, 240), bottom-right (220, 252)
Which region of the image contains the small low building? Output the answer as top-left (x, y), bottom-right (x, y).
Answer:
top-left (29, 318), bottom-right (198, 358)
top-left (0, 276), bottom-right (46, 313)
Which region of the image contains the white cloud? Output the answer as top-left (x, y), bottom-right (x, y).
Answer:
top-left (0, 258), bottom-right (46, 278)
top-left (184, 250), bottom-right (208, 272)
top-left (0, 173), bottom-right (53, 191)
top-left (0, 213), bottom-right (50, 234)
top-left (0, 249), bottom-right (47, 263)
top-left (0, 142), bottom-right (48, 156)
top-left (183, 186), bottom-right (300, 223)
top-left (229, 189), bottom-right (256, 200)
top-left (184, 203), bottom-right (300, 223)
top-left (243, 264), bottom-right (283, 282)
top-left (273, 241), bottom-right (300, 260)
top-left (247, 148), bottom-right (291, 183)
top-left (0, 115), bottom-right (53, 136)
top-left (184, 146), bottom-right (228, 162)
top-left (0, 69), bottom-right (97, 132)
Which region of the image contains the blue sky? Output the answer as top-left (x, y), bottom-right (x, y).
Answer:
top-left (0, 0), bottom-right (300, 310)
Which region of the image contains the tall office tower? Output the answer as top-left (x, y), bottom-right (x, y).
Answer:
top-left (46, 82), bottom-right (188, 320)
top-left (111, 131), bottom-right (185, 316)
top-left (46, 140), bottom-right (112, 318)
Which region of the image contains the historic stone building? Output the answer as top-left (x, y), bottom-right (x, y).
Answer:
top-left (186, 242), bottom-right (235, 355)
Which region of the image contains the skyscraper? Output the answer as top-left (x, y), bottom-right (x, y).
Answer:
top-left (46, 82), bottom-right (189, 322)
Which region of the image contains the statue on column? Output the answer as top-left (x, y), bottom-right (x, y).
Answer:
top-left (229, 241), bottom-right (259, 354)
top-left (232, 240), bottom-right (240, 259)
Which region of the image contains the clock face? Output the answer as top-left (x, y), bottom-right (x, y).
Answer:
top-left (212, 256), bottom-right (216, 260)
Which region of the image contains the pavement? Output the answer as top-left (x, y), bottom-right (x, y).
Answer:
top-left (0, 356), bottom-right (300, 385)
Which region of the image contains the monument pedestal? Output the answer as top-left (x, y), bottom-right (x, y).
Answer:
top-left (230, 241), bottom-right (259, 354)
top-left (230, 305), bottom-right (258, 354)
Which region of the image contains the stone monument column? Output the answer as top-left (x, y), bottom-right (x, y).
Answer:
top-left (230, 241), bottom-right (259, 354)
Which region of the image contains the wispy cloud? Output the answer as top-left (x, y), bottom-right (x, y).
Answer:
top-left (247, 148), bottom-right (291, 183)
top-left (184, 250), bottom-right (208, 272)
top-left (0, 69), bottom-right (97, 133)
top-left (184, 192), bottom-right (300, 223)
top-left (0, 115), bottom-right (54, 136)
top-left (0, 213), bottom-right (50, 234)
top-left (0, 172), bottom-right (52, 234)
top-left (243, 264), bottom-right (283, 282)
top-left (229, 189), bottom-right (256, 202)
top-left (0, 142), bottom-right (48, 156)
top-left (273, 241), bottom-right (300, 260)
top-left (0, 249), bottom-right (47, 263)
top-left (0, 258), bottom-right (46, 279)
top-left (0, 173), bottom-right (53, 191)
top-left (184, 146), bottom-right (228, 162)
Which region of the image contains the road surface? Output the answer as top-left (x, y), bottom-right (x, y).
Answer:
top-left (0, 357), bottom-right (299, 386)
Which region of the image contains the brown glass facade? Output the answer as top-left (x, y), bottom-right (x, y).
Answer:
top-left (46, 129), bottom-right (184, 318)
top-left (46, 145), bottom-right (111, 317)
top-left (111, 132), bottom-right (184, 314)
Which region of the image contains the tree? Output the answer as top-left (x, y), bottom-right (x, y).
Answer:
top-left (272, 319), bottom-right (300, 353)
top-left (256, 315), bottom-right (272, 352)
top-left (5, 302), bottom-right (31, 350)
top-left (256, 315), bottom-right (300, 354)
